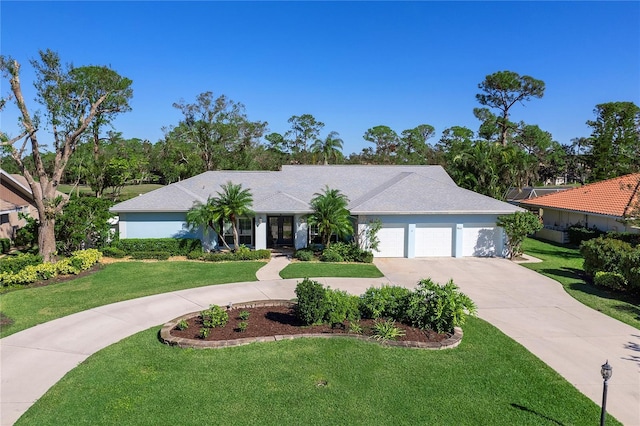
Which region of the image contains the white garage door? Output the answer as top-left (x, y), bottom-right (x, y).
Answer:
top-left (415, 225), bottom-right (453, 257)
top-left (463, 225), bottom-right (502, 257)
top-left (375, 225), bottom-right (405, 257)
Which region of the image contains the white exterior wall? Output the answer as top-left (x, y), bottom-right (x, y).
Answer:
top-left (359, 214), bottom-right (505, 258)
top-left (541, 208), bottom-right (638, 233)
top-left (255, 214), bottom-right (267, 250)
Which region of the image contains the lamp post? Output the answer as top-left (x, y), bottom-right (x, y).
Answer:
top-left (600, 360), bottom-right (612, 426)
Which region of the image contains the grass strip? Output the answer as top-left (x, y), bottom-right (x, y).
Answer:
top-left (280, 262), bottom-right (384, 279)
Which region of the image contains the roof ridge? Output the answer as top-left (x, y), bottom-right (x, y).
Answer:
top-left (623, 176), bottom-right (640, 217)
top-left (255, 190), bottom-right (309, 207)
top-left (349, 172), bottom-right (414, 210)
top-left (173, 182), bottom-right (207, 204)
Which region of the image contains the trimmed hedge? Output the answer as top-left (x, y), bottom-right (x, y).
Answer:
top-left (115, 238), bottom-right (201, 256)
top-left (100, 246), bottom-right (127, 258)
top-left (130, 251), bottom-right (171, 260)
top-left (0, 238), bottom-right (11, 254)
top-left (568, 225), bottom-right (605, 246)
top-left (294, 249), bottom-right (314, 261)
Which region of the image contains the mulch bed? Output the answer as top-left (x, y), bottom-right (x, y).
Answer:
top-left (169, 305), bottom-right (449, 343)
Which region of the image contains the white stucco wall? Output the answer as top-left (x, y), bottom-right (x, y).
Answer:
top-left (541, 208), bottom-right (638, 233)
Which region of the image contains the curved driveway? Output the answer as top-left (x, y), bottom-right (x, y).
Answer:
top-left (1, 257), bottom-right (639, 425)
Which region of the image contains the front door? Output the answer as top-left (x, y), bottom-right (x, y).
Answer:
top-left (268, 216), bottom-right (294, 247)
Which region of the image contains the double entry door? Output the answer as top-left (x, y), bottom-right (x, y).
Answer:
top-left (268, 216), bottom-right (293, 247)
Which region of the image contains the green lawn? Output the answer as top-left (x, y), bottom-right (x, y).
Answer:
top-left (0, 261), bottom-right (263, 338)
top-left (522, 237), bottom-right (640, 330)
top-left (16, 317), bottom-right (619, 425)
top-left (280, 262), bottom-right (384, 279)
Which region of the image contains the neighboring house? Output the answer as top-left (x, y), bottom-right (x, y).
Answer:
top-left (520, 173), bottom-right (640, 242)
top-left (505, 186), bottom-right (573, 207)
top-left (0, 169), bottom-right (38, 241)
top-left (110, 165), bottom-right (523, 258)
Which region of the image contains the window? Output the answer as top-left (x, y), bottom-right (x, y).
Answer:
top-left (219, 218), bottom-right (253, 247)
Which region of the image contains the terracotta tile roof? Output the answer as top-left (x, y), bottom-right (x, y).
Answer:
top-left (520, 173), bottom-right (640, 218)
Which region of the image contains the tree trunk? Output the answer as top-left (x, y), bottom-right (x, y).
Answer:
top-left (38, 217), bottom-right (57, 262)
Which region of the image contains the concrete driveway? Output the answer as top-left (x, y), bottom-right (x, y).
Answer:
top-left (375, 257), bottom-right (640, 426)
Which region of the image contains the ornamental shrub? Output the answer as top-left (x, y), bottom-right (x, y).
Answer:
top-left (324, 287), bottom-right (360, 325)
top-left (295, 278), bottom-right (327, 325)
top-left (606, 232), bottom-right (640, 247)
top-left (187, 250), bottom-right (203, 260)
top-left (294, 249), bottom-right (314, 261)
top-left (580, 236), bottom-right (632, 278)
top-left (69, 249), bottom-right (103, 270)
top-left (320, 250), bottom-right (343, 262)
top-left (54, 258), bottom-right (80, 276)
top-left (201, 304), bottom-right (229, 328)
top-left (360, 285), bottom-right (411, 319)
top-left (404, 278), bottom-right (477, 333)
top-left (0, 253), bottom-right (43, 274)
top-left (594, 271), bottom-right (627, 291)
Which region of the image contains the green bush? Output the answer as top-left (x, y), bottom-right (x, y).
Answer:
top-left (200, 249), bottom-right (270, 262)
top-left (580, 236), bottom-right (632, 278)
top-left (187, 250), bottom-right (203, 260)
top-left (594, 271), bottom-right (627, 291)
top-left (320, 250), bottom-right (343, 262)
top-left (101, 246), bottom-right (127, 258)
top-left (360, 285), bottom-right (411, 319)
top-left (0, 253), bottom-right (43, 274)
top-left (324, 287), bottom-right (360, 325)
top-left (116, 238), bottom-right (201, 256)
top-left (294, 249), bottom-right (314, 261)
top-left (404, 278), bottom-right (477, 333)
top-left (606, 232), bottom-right (640, 247)
top-left (129, 251), bottom-right (171, 260)
top-left (320, 242), bottom-right (372, 263)
top-left (0, 238), bottom-right (11, 254)
top-left (568, 225), bottom-right (605, 246)
top-left (54, 258), bottom-right (80, 276)
top-left (201, 304), bottom-right (229, 328)
top-left (619, 248), bottom-right (640, 291)
top-left (295, 278), bottom-right (327, 325)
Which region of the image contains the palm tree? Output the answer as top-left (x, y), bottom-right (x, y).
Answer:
top-left (311, 131), bottom-right (344, 165)
top-left (212, 181), bottom-right (254, 250)
top-left (185, 197), bottom-right (228, 251)
top-left (307, 186), bottom-right (353, 246)
top-left (186, 181), bottom-right (253, 251)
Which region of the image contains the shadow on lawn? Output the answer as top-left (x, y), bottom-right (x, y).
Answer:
top-left (510, 403), bottom-right (565, 425)
top-left (539, 267), bottom-right (583, 281)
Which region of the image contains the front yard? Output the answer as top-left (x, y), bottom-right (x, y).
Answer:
top-left (15, 317), bottom-right (617, 425)
top-left (522, 238), bottom-right (640, 330)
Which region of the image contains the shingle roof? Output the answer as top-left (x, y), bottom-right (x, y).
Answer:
top-left (111, 165), bottom-right (521, 215)
top-left (520, 174), bottom-right (640, 218)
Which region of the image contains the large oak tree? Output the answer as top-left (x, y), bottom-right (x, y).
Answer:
top-left (0, 50), bottom-right (132, 261)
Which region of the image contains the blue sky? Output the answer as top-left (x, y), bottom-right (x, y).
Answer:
top-left (2, 1), bottom-right (639, 156)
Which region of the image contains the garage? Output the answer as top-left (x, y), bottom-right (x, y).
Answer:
top-left (374, 224), bottom-right (406, 257)
top-left (415, 224), bottom-right (453, 257)
top-left (462, 225), bottom-right (502, 257)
